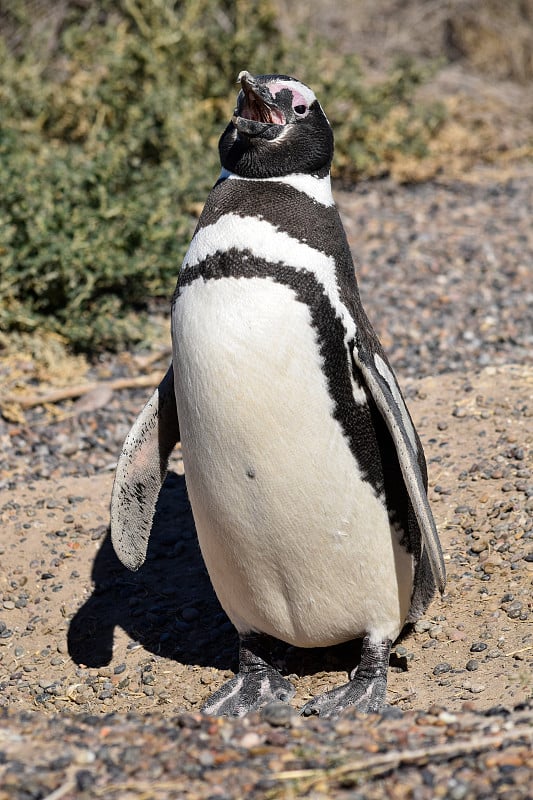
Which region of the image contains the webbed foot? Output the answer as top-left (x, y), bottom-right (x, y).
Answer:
top-left (301, 636), bottom-right (391, 718)
top-left (201, 633), bottom-right (295, 717)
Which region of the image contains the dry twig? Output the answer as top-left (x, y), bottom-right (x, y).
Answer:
top-left (4, 372), bottom-right (165, 409)
top-left (272, 724), bottom-right (533, 793)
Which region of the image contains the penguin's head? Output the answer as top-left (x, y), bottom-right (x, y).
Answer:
top-left (219, 71), bottom-right (334, 179)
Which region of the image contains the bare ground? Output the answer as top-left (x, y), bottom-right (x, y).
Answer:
top-left (1, 363), bottom-right (532, 721)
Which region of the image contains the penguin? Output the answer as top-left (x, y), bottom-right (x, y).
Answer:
top-left (111, 70), bottom-right (446, 718)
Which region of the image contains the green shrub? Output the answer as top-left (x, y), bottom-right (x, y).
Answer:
top-left (0, 0), bottom-right (444, 352)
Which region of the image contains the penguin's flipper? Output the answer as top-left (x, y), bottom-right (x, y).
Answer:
top-left (110, 364), bottom-right (179, 571)
top-left (354, 345), bottom-right (446, 594)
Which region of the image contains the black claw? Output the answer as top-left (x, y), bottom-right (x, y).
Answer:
top-left (300, 636), bottom-right (392, 719)
top-left (202, 633), bottom-right (295, 717)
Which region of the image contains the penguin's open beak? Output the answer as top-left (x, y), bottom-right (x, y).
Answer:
top-left (232, 70), bottom-right (285, 136)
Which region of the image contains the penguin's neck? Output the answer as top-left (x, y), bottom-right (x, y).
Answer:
top-left (218, 168), bottom-right (334, 208)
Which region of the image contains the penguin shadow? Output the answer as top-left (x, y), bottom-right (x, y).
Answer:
top-left (68, 469), bottom-right (409, 680)
top-left (68, 470), bottom-right (238, 671)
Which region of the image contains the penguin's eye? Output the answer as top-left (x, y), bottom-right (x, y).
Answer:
top-left (293, 104), bottom-right (308, 116)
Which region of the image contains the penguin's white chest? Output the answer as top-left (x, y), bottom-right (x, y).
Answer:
top-left (172, 275), bottom-right (414, 647)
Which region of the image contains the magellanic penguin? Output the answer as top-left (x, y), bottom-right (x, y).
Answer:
top-left (111, 71), bottom-right (446, 718)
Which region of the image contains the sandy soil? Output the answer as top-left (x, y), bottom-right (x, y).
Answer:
top-left (1, 364), bottom-right (531, 718)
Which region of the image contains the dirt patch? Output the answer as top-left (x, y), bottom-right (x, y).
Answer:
top-left (1, 364), bottom-right (531, 718)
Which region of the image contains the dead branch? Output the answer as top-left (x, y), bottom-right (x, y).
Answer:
top-left (273, 723), bottom-right (533, 789)
top-left (4, 372), bottom-right (165, 409)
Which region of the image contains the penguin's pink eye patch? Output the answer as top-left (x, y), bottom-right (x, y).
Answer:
top-left (268, 82), bottom-right (311, 117)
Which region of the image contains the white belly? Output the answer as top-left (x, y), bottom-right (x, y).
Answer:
top-left (172, 276), bottom-right (414, 647)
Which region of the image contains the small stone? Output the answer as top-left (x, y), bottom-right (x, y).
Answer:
top-left (198, 750), bottom-right (215, 767)
top-left (466, 660), bottom-right (479, 671)
top-left (38, 677), bottom-right (56, 690)
top-left (76, 771), bottom-right (96, 792)
top-left (470, 642), bottom-right (488, 653)
top-left (464, 683), bottom-right (486, 694)
top-left (433, 663), bottom-right (452, 676)
top-left (239, 732), bottom-right (262, 749)
top-left (507, 602), bottom-right (523, 619)
top-left (74, 749), bottom-right (96, 765)
top-left (438, 711), bottom-right (457, 724)
top-left (260, 701), bottom-right (296, 727)
top-left (181, 607), bottom-right (200, 622)
top-left (414, 620), bottom-right (433, 633)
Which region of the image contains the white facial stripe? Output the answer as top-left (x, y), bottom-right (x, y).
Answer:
top-left (373, 354), bottom-right (417, 452)
top-left (218, 169), bottom-right (334, 207)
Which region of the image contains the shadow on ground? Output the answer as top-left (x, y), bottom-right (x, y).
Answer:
top-left (68, 471), bottom-right (239, 671)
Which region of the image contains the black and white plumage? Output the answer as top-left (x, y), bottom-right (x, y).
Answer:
top-left (111, 71), bottom-right (445, 718)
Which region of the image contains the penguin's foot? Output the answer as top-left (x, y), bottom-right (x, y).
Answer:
top-left (301, 636), bottom-right (392, 718)
top-left (201, 633), bottom-right (295, 717)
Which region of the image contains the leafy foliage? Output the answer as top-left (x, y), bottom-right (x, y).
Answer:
top-left (0, 0), bottom-right (445, 352)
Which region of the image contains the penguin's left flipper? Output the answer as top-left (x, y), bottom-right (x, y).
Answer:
top-left (110, 364), bottom-right (180, 571)
top-left (201, 634), bottom-right (295, 717)
top-left (354, 342), bottom-right (446, 595)
top-left (301, 636), bottom-right (391, 718)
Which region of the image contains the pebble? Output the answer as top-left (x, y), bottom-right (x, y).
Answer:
top-left (74, 749), bottom-right (96, 765)
top-left (238, 732), bottom-right (263, 749)
top-left (260, 702), bottom-right (297, 727)
top-left (181, 606), bottom-right (200, 622)
top-left (462, 683), bottom-right (487, 694)
top-left (433, 663), bottom-right (453, 676)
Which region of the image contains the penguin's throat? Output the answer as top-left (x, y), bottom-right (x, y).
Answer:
top-left (241, 96), bottom-right (285, 125)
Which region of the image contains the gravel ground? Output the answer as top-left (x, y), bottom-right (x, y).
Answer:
top-left (0, 173), bottom-right (532, 797)
top-left (1, 705), bottom-right (532, 799)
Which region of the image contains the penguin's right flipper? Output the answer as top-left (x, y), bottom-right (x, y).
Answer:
top-left (354, 343), bottom-right (446, 595)
top-left (110, 364), bottom-right (179, 571)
